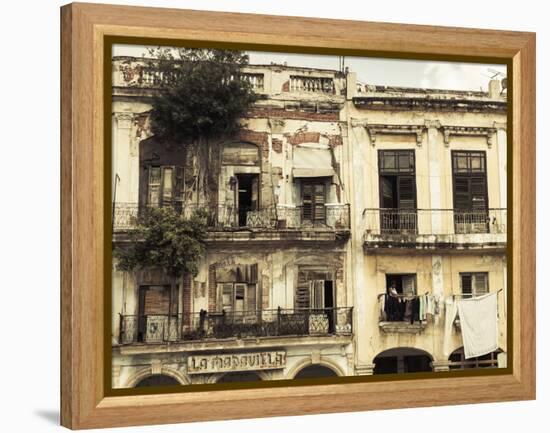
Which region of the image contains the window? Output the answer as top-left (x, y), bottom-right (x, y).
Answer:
top-left (301, 181), bottom-right (326, 225)
top-left (386, 274), bottom-right (417, 296)
top-left (146, 165), bottom-right (184, 208)
top-left (218, 282), bottom-right (256, 313)
top-left (215, 263), bottom-right (259, 313)
top-left (449, 347), bottom-right (500, 369)
top-left (295, 269), bottom-right (334, 310)
top-left (460, 272), bottom-right (489, 298)
top-left (378, 150), bottom-right (417, 232)
top-left (452, 151), bottom-right (488, 233)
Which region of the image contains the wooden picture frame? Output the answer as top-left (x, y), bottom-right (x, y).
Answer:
top-left (61, 2), bottom-right (536, 429)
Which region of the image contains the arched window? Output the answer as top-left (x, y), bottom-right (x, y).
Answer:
top-left (294, 364), bottom-right (339, 379)
top-left (373, 347), bottom-right (433, 374)
top-left (134, 374), bottom-right (180, 388)
top-left (448, 347), bottom-right (501, 370)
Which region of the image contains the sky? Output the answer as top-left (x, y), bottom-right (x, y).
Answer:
top-left (113, 44), bottom-right (506, 92)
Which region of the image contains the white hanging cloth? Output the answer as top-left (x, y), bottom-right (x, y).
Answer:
top-left (457, 292), bottom-right (499, 359)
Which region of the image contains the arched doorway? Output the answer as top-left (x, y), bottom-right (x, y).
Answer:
top-left (448, 347), bottom-right (502, 370)
top-left (217, 371), bottom-right (263, 383)
top-left (373, 348), bottom-right (433, 374)
top-left (294, 364), bottom-right (339, 379)
top-left (134, 374), bottom-right (180, 388)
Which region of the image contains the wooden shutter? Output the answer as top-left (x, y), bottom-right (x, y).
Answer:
top-left (147, 167), bottom-right (161, 207)
top-left (161, 167), bottom-right (174, 206)
top-left (220, 283), bottom-right (234, 312)
top-left (402, 275), bottom-right (416, 296)
top-left (251, 175), bottom-right (259, 211)
top-left (453, 177), bottom-right (471, 209)
top-left (247, 284), bottom-right (257, 312)
top-left (397, 176), bottom-right (416, 209)
top-left (234, 283), bottom-right (247, 312)
top-left (143, 286), bottom-right (170, 315)
top-left (296, 271), bottom-right (311, 309)
top-left (473, 273), bottom-right (488, 297)
top-left (174, 166), bottom-right (184, 210)
top-left (311, 280), bottom-right (325, 309)
top-left (313, 184), bottom-right (326, 222)
top-left (470, 177), bottom-right (487, 210)
top-left (302, 183), bottom-right (313, 222)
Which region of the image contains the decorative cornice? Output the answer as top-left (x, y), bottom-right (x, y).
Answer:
top-left (365, 124), bottom-right (426, 147)
top-left (441, 125), bottom-right (497, 148)
top-left (352, 96), bottom-right (507, 113)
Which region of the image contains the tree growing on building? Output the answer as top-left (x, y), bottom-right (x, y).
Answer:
top-left (145, 47), bottom-right (258, 205)
top-left (114, 206), bottom-right (208, 310)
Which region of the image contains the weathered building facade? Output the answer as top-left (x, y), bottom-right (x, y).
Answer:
top-left (111, 55), bottom-right (507, 388)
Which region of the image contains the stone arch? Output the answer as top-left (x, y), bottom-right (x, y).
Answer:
top-left (214, 370), bottom-right (269, 383)
top-left (448, 346), bottom-right (502, 370)
top-left (373, 347), bottom-right (434, 375)
top-left (287, 358), bottom-right (345, 379)
top-left (125, 366), bottom-right (188, 388)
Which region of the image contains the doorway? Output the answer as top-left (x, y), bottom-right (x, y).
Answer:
top-left (235, 174), bottom-right (259, 226)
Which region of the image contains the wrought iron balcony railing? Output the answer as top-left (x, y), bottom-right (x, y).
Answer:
top-left (363, 208), bottom-right (506, 236)
top-left (112, 202), bottom-right (350, 232)
top-left (118, 307), bottom-right (353, 345)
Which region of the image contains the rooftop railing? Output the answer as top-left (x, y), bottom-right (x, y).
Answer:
top-left (117, 307), bottom-right (353, 345)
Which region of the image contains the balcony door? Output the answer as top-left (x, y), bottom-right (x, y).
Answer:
top-left (137, 285), bottom-right (177, 342)
top-left (145, 165), bottom-right (184, 210)
top-left (301, 180), bottom-right (326, 226)
top-left (452, 151), bottom-right (488, 233)
top-left (378, 150), bottom-right (416, 233)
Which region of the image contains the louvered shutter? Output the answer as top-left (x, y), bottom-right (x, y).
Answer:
top-left (398, 176), bottom-right (416, 209)
top-left (296, 271), bottom-right (311, 309)
top-left (473, 273), bottom-right (488, 297)
top-left (302, 183), bottom-right (313, 222)
top-left (470, 177), bottom-right (487, 210)
top-left (147, 167), bottom-right (161, 207)
top-left (234, 283), bottom-right (247, 312)
top-left (313, 184), bottom-right (326, 223)
top-left (454, 177), bottom-right (471, 209)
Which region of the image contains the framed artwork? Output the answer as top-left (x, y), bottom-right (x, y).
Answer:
top-left (60, 2), bottom-right (536, 429)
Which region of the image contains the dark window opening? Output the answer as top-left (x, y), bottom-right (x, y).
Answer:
top-left (217, 371), bottom-right (263, 383)
top-left (134, 375), bottom-right (180, 388)
top-left (373, 350), bottom-right (432, 375)
top-left (294, 365), bottom-right (338, 379)
top-left (236, 173), bottom-right (259, 227)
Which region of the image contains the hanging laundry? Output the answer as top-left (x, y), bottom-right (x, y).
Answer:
top-left (443, 296), bottom-right (458, 356)
top-left (457, 293), bottom-right (498, 359)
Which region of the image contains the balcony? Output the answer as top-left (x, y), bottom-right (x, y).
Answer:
top-left (117, 307), bottom-right (353, 346)
top-left (112, 202), bottom-right (350, 242)
top-left (363, 208), bottom-right (506, 252)
top-left (378, 293), bottom-right (428, 334)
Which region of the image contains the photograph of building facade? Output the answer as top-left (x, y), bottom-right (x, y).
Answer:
top-left (110, 48), bottom-right (508, 388)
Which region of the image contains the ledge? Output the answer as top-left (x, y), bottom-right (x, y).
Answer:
top-left (114, 334), bottom-right (353, 355)
top-left (379, 321), bottom-right (427, 334)
top-left (364, 232), bottom-right (506, 253)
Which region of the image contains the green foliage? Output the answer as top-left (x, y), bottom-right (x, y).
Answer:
top-left (114, 206), bottom-right (208, 278)
top-left (146, 47), bottom-right (258, 142)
